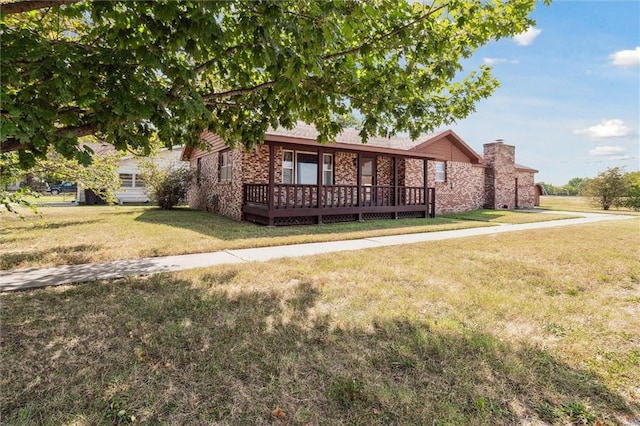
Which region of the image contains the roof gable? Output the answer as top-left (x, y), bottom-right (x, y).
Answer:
top-left (409, 130), bottom-right (483, 164)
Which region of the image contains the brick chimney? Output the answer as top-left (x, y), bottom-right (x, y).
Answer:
top-left (484, 140), bottom-right (516, 209)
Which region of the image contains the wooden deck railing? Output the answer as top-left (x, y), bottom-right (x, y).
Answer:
top-left (244, 183), bottom-right (433, 210)
top-left (244, 183), bottom-right (269, 205)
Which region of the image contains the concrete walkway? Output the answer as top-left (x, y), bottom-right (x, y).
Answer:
top-left (1, 211), bottom-right (637, 292)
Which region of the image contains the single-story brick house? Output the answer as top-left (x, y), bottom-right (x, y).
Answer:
top-left (182, 123), bottom-right (537, 226)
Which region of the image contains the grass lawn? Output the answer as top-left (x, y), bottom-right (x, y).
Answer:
top-left (1, 205), bottom-right (575, 270)
top-left (539, 195), bottom-right (640, 216)
top-left (2, 219), bottom-right (639, 424)
top-left (23, 194), bottom-right (78, 204)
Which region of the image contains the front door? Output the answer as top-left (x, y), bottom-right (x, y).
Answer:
top-left (361, 156), bottom-right (375, 206)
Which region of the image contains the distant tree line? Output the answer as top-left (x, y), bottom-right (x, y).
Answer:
top-left (537, 178), bottom-right (588, 196)
top-left (540, 167), bottom-right (640, 211)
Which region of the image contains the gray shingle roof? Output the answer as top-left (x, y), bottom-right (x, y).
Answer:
top-left (266, 122), bottom-right (444, 150)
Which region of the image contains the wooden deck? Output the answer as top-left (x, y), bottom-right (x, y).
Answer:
top-left (243, 183), bottom-right (435, 226)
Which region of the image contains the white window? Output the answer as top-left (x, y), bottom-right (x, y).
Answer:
top-left (435, 161), bottom-right (446, 182)
top-left (220, 151), bottom-right (232, 182)
top-left (282, 151), bottom-right (334, 185)
top-left (119, 173), bottom-right (133, 188)
top-left (296, 152), bottom-right (317, 185)
top-left (323, 154), bottom-right (334, 185)
top-left (282, 150), bottom-right (294, 184)
top-left (134, 174), bottom-right (145, 188)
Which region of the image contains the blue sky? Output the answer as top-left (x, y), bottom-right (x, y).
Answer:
top-left (438, 0), bottom-right (639, 185)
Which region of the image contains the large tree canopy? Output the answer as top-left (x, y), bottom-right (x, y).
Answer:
top-left (1, 0), bottom-right (544, 168)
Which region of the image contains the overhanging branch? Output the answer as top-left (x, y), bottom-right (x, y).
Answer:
top-left (1, 123), bottom-right (98, 153)
top-left (0, 138), bottom-right (32, 153)
top-left (57, 123), bottom-right (97, 138)
top-left (0, 0), bottom-right (83, 15)
top-left (202, 80), bottom-right (277, 101)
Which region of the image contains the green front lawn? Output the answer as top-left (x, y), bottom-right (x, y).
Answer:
top-left (1, 205), bottom-right (574, 270)
top-left (539, 195), bottom-right (640, 215)
top-left (2, 219), bottom-right (639, 424)
top-left (23, 194), bottom-right (78, 204)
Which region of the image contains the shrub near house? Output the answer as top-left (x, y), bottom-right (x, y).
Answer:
top-left (138, 160), bottom-right (192, 210)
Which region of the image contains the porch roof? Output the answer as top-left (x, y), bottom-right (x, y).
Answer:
top-left (264, 122), bottom-right (440, 159)
top-left (264, 134), bottom-right (436, 159)
top-left (516, 163), bottom-right (539, 173)
top-left (186, 122), bottom-right (485, 162)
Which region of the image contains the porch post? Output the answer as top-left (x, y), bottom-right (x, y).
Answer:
top-left (268, 143), bottom-right (275, 226)
top-left (423, 158), bottom-right (429, 218)
top-left (356, 152), bottom-right (362, 221)
top-left (393, 156), bottom-right (399, 219)
top-left (317, 147), bottom-right (324, 224)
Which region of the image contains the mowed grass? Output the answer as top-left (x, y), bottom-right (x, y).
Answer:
top-left (23, 194), bottom-right (78, 204)
top-left (1, 205), bottom-right (573, 270)
top-left (2, 219), bottom-right (639, 424)
top-left (539, 195), bottom-right (640, 215)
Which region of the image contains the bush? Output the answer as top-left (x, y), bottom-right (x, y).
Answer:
top-left (139, 161), bottom-right (192, 210)
top-left (624, 184), bottom-right (640, 211)
top-left (582, 167), bottom-right (629, 210)
top-left (623, 171), bottom-right (640, 211)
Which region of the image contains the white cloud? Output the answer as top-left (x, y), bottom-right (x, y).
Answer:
top-left (611, 155), bottom-right (632, 161)
top-left (483, 57), bottom-right (520, 65)
top-left (610, 46), bottom-right (640, 67)
top-left (513, 27), bottom-right (541, 46)
top-left (573, 119), bottom-right (632, 139)
top-left (588, 146), bottom-right (626, 157)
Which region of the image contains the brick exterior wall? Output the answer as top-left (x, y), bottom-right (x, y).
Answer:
top-left (187, 148), bottom-right (244, 221)
top-left (484, 142), bottom-right (516, 209)
top-left (426, 160), bottom-right (485, 214)
top-left (376, 156), bottom-right (392, 185)
top-left (188, 152), bottom-right (218, 211)
top-left (402, 159), bottom-right (424, 187)
top-left (242, 144), bottom-right (270, 184)
top-left (482, 142), bottom-right (536, 209)
top-left (335, 152), bottom-right (357, 185)
top-left (516, 169), bottom-right (536, 208)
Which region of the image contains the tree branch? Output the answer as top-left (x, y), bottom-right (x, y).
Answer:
top-left (194, 44), bottom-right (245, 75)
top-left (0, 138), bottom-right (32, 153)
top-left (203, 100), bottom-right (243, 108)
top-left (0, 0), bottom-right (83, 15)
top-left (323, 3), bottom-right (449, 61)
top-left (202, 80), bottom-right (277, 101)
top-left (56, 123), bottom-right (97, 138)
top-left (1, 123), bottom-right (97, 153)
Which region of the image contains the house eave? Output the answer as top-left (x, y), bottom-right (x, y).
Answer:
top-left (516, 164), bottom-right (539, 173)
top-left (264, 135), bottom-right (436, 160)
top-left (181, 145), bottom-right (194, 161)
